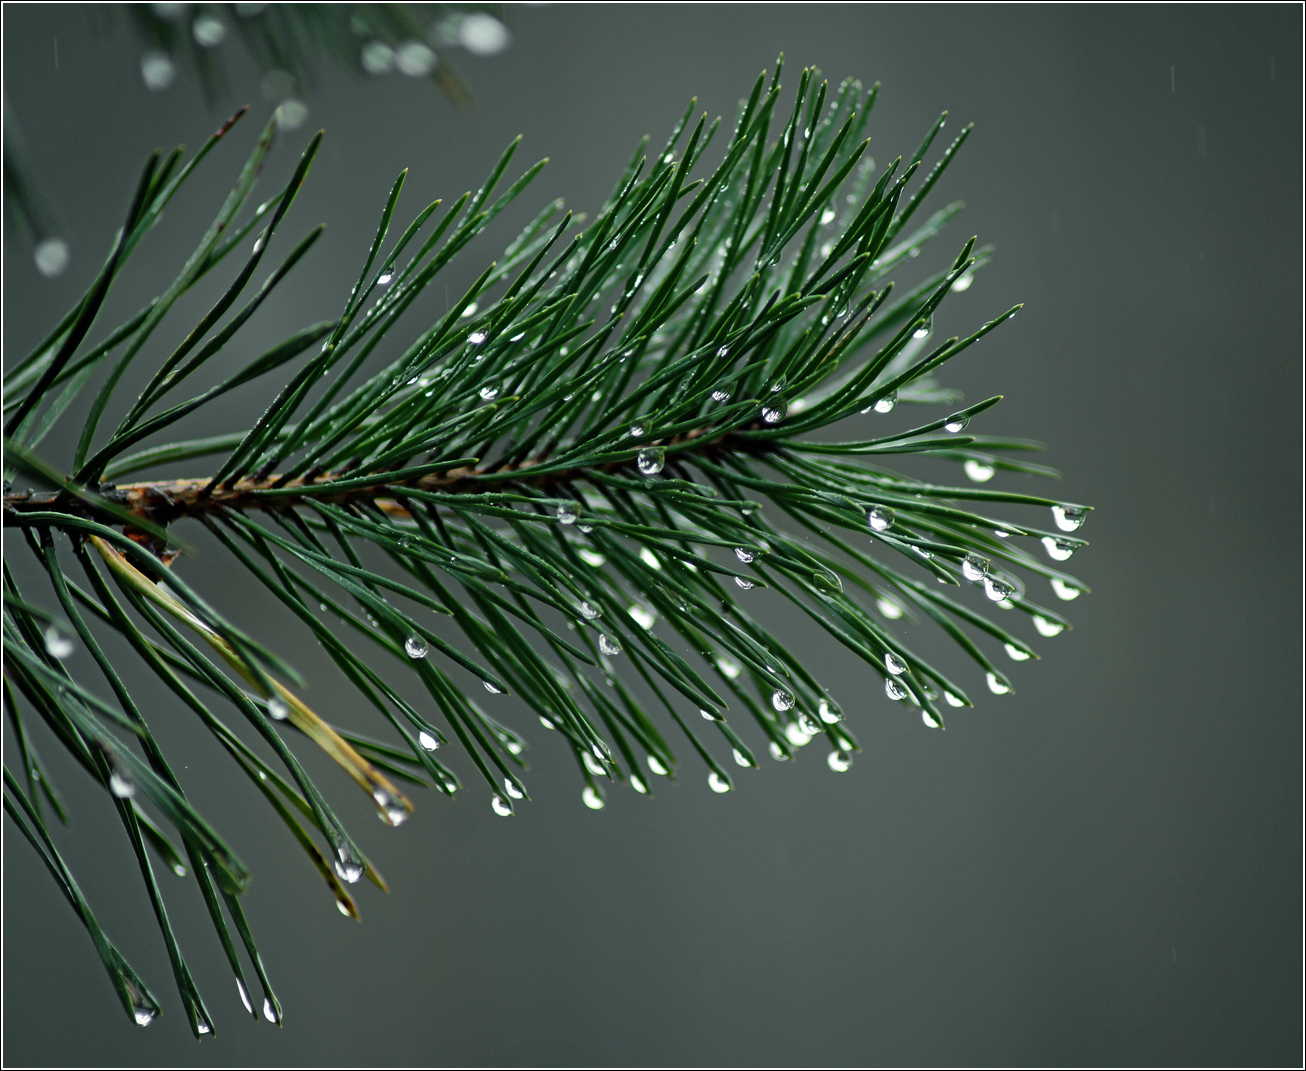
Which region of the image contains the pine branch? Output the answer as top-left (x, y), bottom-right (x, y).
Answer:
top-left (2, 62), bottom-right (1092, 1038)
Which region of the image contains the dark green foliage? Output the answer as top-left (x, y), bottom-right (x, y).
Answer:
top-left (2, 62), bottom-right (1090, 1037)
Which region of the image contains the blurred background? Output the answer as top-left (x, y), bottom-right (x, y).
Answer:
top-left (2, 4), bottom-right (1301, 1066)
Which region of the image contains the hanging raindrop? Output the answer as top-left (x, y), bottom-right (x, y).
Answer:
top-left (785, 721), bottom-right (812, 747)
top-left (867, 505), bottom-right (895, 532)
top-left (484, 680), bottom-right (503, 694)
top-left (734, 576), bottom-right (754, 590)
top-left (333, 845), bottom-right (364, 883)
top-left (582, 752), bottom-right (606, 777)
top-left (716, 655), bottom-right (742, 680)
top-left (987, 672), bottom-right (1011, 695)
top-left (1005, 643), bottom-right (1031, 662)
top-left (404, 634), bottom-right (429, 659)
top-left (582, 785), bottom-right (605, 810)
top-left (884, 652), bottom-right (907, 675)
top-left (733, 748), bottom-right (751, 768)
top-left (944, 692), bottom-right (965, 708)
top-left (43, 625), bottom-right (74, 659)
top-left (1042, 536), bottom-right (1077, 561)
top-left (598, 634), bottom-right (622, 656)
top-left (771, 690), bottom-right (795, 712)
top-left (867, 391), bottom-right (897, 414)
top-left (944, 414), bottom-right (970, 433)
top-left (647, 755), bottom-right (669, 776)
top-left (761, 398), bottom-right (788, 424)
top-left (418, 731), bottom-right (439, 751)
top-left (734, 547), bottom-right (755, 563)
top-left (372, 786), bottom-right (410, 826)
top-left (885, 677), bottom-right (908, 701)
top-left (913, 315), bottom-right (933, 339)
top-left (922, 709), bottom-right (941, 729)
top-left (708, 772), bottom-right (732, 793)
top-left (491, 795), bottom-right (514, 817)
top-left (1033, 615), bottom-right (1066, 637)
top-left (556, 502), bottom-right (578, 525)
top-left (769, 741), bottom-right (790, 761)
top-left (964, 459), bottom-right (996, 483)
top-left (961, 553), bottom-right (989, 583)
top-left (1051, 505), bottom-right (1087, 532)
top-left (827, 749), bottom-right (853, 772)
top-left (876, 596), bottom-right (904, 619)
top-left (983, 575), bottom-right (1015, 604)
top-left (636, 447), bottom-right (665, 475)
top-left (1051, 578), bottom-right (1082, 601)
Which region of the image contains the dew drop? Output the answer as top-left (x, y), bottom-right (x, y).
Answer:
top-left (922, 709), bottom-right (941, 729)
top-left (1051, 505), bottom-right (1087, 532)
top-left (556, 502), bottom-right (578, 525)
top-left (884, 652), bottom-right (907, 675)
top-left (468, 330), bottom-right (487, 345)
top-left (771, 690), bottom-right (794, 712)
top-left (818, 698), bottom-right (842, 724)
top-left (504, 778), bottom-right (524, 800)
top-left (734, 576), bottom-right (754, 590)
top-left (478, 384), bottom-right (500, 401)
top-left (944, 414), bottom-right (970, 433)
top-left (628, 603), bottom-right (656, 630)
top-left (582, 785), bottom-right (605, 810)
top-left (631, 774), bottom-right (649, 794)
top-left (262, 998), bottom-right (280, 1024)
top-left (867, 391), bottom-right (897, 415)
top-left (647, 755), bottom-right (669, 776)
top-left (404, 634), bottom-right (429, 659)
top-left (885, 677), bottom-right (908, 701)
top-left (711, 386), bottom-right (732, 403)
top-left (639, 547), bottom-right (662, 570)
top-left (876, 596), bottom-right (904, 619)
top-left (867, 505), bottom-right (895, 533)
top-left (460, 302), bottom-right (478, 319)
top-left (799, 711), bottom-right (823, 736)
top-left (761, 399), bottom-right (788, 424)
top-left (483, 680), bottom-right (502, 694)
top-left (708, 771), bottom-right (732, 793)
top-left (716, 655), bottom-right (742, 680)
top-left (951, 271), bottom-right (974, 292)
top-left (1042, 536), bottom-right (1077, 561)
top-left (1051, 578), bottom-right (1082, 601)
top-left (582, 751), bottom-right (606, 777)
top-left (34, 238), bottom-right (70, 278)
top-left (418, 731), bottom-right (439, 751)
top-left (827, 749), bottom-right (852, 772)
top-left (944, 691), bottom-right (965, 708)
top-left (579, 549), bottom-right (607, 567)
top-left (372, 785), bottom-right (410, 826)
top-left (579, 601), bottom-right (601, 620)
top-left (577, 524), bottom-right (593, 534)
top-left (961, 553), bottom-right (989, 583)
top-left (913, 316), bottom-right (933, 339)
top-left (236, 979), bottom-right (253, 1015)
top-left (336, 898), bottom-right (352, 916)
top-left (43, 625), bottom-right (74, 659)
top-left (598, 634), bottom-right (622, 656)
top-left (636, 447), bottom-right (665, 475)
top-left (732, 748), bottom-right (751, 768)
top-left (630, 423), bottom-right (646, 438)
top-left (769, 740), bottom-right (790, 761)
top-left (492, 795), bottom-right (514, 817)
top-left (784, 720), bottom-right (812, 747)
top-left (1033, 615), bottom-right (1065, 637)
top-left (1005, 643), bottom-right (1031, 662)
top-left (172, 862), bottom-right (186, 877)
top-left (734, 547), bottom-right (755, 563)
top-left (108, 766), bottom-right (136, 798)
top-left (333, 845), bottom-right (364, 884)
top-left (987, 672), bottom-right (1011, 695)
top-left (983, 575), bottom-right (1014, 604)
top-left (964, 459), bottom-right (996, 483)
top-left (539, 716), bottom-right (555, 730)
top-left (820, 207), bottom-right (837, 225)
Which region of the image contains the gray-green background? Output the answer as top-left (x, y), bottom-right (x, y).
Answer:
top-left (3, 4), bottom-right (1301, 1066)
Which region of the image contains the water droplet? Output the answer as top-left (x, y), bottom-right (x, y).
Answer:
top-left (361, 40), bottom-right (395, 75)
top-left (885, 677), bottom-right (908, 701)
top-left (715, 656), bottom-right (742, 680)
top-left (579, 549), bottom-right (607, 567)
top-left (539, 716), bottom-right (555, 730)
top-left (395, 39), bottom-right (436, 76)
top-left (483, 680), bottom-right (502, 694)
top-left (599, 634), bottom-right (622, 656)
top-left (510, 331), bottom-right (526, 342)
top-left (404, 634), bottom-right (429, 659)
top-left (132, 1000), bottom-right (157, 1028)
top-left (908, 246), bottom-right (921, 258)
top-left (647, 755), bottom-right (669, 776)
top-left (771, 690), bottom-right (794, 712)
top-left (639, 547), bottom-right (661, 570)
top-left (1005, 643), bottom-right (1031, 662)
top-left (711, 386), bottom-right (732, 403)
top-left (579, 601), bottom-right (601, 621)
top-left (582, 785), bottom-right (605, 810)
top-left (556, 502), bottom-right (578, 525)
top-left (172, 862), bottom-right (186, 877)
top-left (827, 749), bottom-right (853, 772)
top-left (468, 330), bottom-right (487, 345)
top-left (581, 752), bottom-right (605, 777)
top-left (944, 692), bottom-right (965, 707)
top-left (1051, 505), bottom-right (1086, 532)
top-left (506, 739), bottom-right (523, 756)
top-left (961, 554), bottom-right (989, 583)
top-left (769, 740), bottom-right (790, 761)
top-left (696, 707), bottom-right (720, 723)
top-left (372, 784), bottom-right (410, 826)
top-left (876, 596), bottom-right (904, 619)
top-left (140, 50), bottom-right (176, 91)
top-left (964, 459), bottom-right (996, 483)
top-left (628, 603), bottom-right (656, 630)
top-left (336, 898), bottom-right (352, 916)
top-left (1038, 536), bottom-right (1075, 563)
top-left (734, 547), bottom-right (755, 564)
top-left (418, 731), bottom-right (439, 751)
top-left (193, 14), bottom-right (227, 47)
top-left (734, 576), bottom-right (754, 590)
top-left (636, 447), bottom-right (665, 475)
top-left (1051, 578), bottom-right (1082, 601)
top-left (784, 721), bottom-right (812, 746)
top-left (983, 576), bottom-right (1014, 604)
top-left (461, 302), bottom-right (478, 319)
top-left (944, 414), bottom-right (970, 433)
top-left (732, 748), bottom-right (751, 768)
top-left (492, 794), bottom-right (514, 816)
top-left (799, 711), bottom-right (823, 736)
top-left (630, 423), bottom-right (646, 438)
top-left (820, 207), bottom-right (837, 225)
top-left (951, 271), bottom-right (974, 292)
top-left (867, 505), bottom-right (895, 533)
top-left (818, 698), bottom-right (843, 724)
top-left (913, 315), bottom-right (933, 339)
top-left (34, 238), bottom-right (70, 278)
top-left (884, 652), bottom-right (907, 675)
top-left (458, 12), bottom-right (510, 54)
top-left (761, 399), bottom-right (788, 424)
top-left (236, 979), bottom-right (253, 1015)
top-left (631, 774), bottom-right (649, 794)
top-left (333, 845), bottom-right (363, 883)
top-left (479, 384), bottom-right (500, 401)
top-left (987, 672), bottom-right (1011, 695)
top-left (42, 625), bottom-right (74, 659)
top-left (497, 777), bottom-right (522, 801)
top-left (262, 998), bottom-right (280, 1024)
top-left (708, 771), bottom-right (732, 793)
top-left (994, 529), bottom-right (1012, 539)
top-left (1033, 615), bottom-right (1065, 637)
top-left (577, 523), bottom-right (593, 534)
top-left (865, 391), bottom-right (897, 415)
top-left (820, 241), bottom-right (835, 257)
top-left (109, 764), bottom-right (136, 799)
top-left (922, 709), bottom-right (941, 729)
